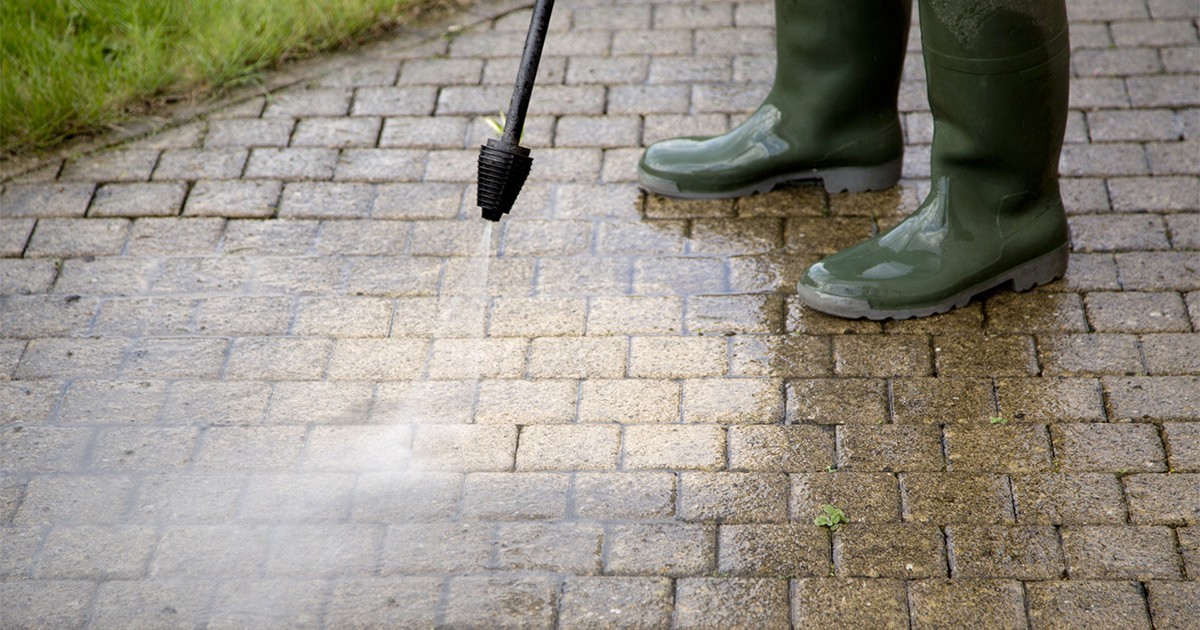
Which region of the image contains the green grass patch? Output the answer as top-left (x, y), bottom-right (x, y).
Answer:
top-left (1, 0), bottom-right (452, 154)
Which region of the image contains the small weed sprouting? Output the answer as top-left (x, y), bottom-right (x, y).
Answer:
top-left (484, 110), bottom-right (507, 137)
top-left (813, 504), bottom-right (847, 531)
top-left (824, 465), bottom-right (838, 473)
top-left (989, 416), bottom-right (1009, 425)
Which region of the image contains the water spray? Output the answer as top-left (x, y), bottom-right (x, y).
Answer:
top-left (476, 0), bottom-right (555, 222)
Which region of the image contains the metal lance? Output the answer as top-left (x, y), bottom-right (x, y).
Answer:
top-left (476, 0), bottom-right (556, 221)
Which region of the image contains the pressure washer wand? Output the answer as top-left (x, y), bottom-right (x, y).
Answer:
top-left (477, 0), bottom-right (556, 221)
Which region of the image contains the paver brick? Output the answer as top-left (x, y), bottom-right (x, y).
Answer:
top-left (516, 424), bottom-right (620, 471)
top-left (673, 578), bottom-right (789, 630)
top-left (934, 334), bottom-right (1038, 376)
top-left (718, 523), bottom-right (828, 577)
top-left (35, 525), bottom-right (156, 579)
top-left (946, 525), bottom-right (1064, 579)
top-left (325, 577), bottom-right (441, 628)
top-left (683, 377), bottom-right (783, 423)
top-left (604, 523), bottom-right (716, 576)
top-left (461, 472), bottom-right (569, 520)
top-left (266, 524), bottom-right (381, 576)
top-left (994, 377), bottom-right (1107, 423)
top-left (183, 179), bottom-right (280, 216)
top-left (623, 425), bottom-right (726, 470)
top-left (728, 425), bottom-right (833, 472)
top-left (91, 580), bottom-right (217, 629)
top-left (89, 181), bottom-right (186, 217)
top-left (1062, 525), bottom-right (1182, 580)
top-left (1051, 423), bottom-right (1167, 472)
top-left (15, 338), bottom-right (126, 379)
top-left (1027, 580), bottom-right (1147, 628)
top-left (25, 217), bottom-right (129, 257)
top-left (792, 579), bottom-right (908, 629)
top-left (1123, 473), bottom-right (1200, 525)
top-left (907, 579), bottom-right (1027, 630)
top-left (352, 471), bottom-right (460, 522)
top-left (475, 379), bottom-right (578, 423)
top-left (787, 379), bottom-right (888, 424)
top-left (1011, 473), bottom-right (1128, 524)
top-left (838, 425), bottom-right (944, 472)
top-left (1163, 423), bottom-right (1200, 471)
top-left (410, 424), bottom-right (517, 472)
top-left (1086, 291), bottom-right (1191, 333)
top-left (1146, 582), bottom-right (1200, 630)
top-left (1038, 333), bottom-right (1146, 376)
top-left (0, 581), bottom-right (95, 628)
top-left (891, 377), bottom-right (996, 424)
top-left (792, 473), bottom-right (902, 523)
top-left (834, 524), bottom-right (946, 579)
top-left (0, 184), bottom-right (93, 218)
top-left (629, 336), bottom-right (727, 378)
top-left (572, 472), bottom-right (675, 520)
top-left (89, 427), bottom-right (198, 471)
top-left (558, 576), bottom-right (674, 629)
top-left (944, 425), bottom-right (1053, 473)
top-left (442, 575), bottom-right (558, 629)
top-left (678, 472), bottom-right (789, 523)
top-left (1103, 376), bottom-right (1200, 421)
top-left (901, 473), bottom-right (1015, 524)
top-left (151, 525), bottom-right (270, 576)
top-left (495, 521), bottom-right (603, 573)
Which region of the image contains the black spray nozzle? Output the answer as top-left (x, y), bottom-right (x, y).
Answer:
top-left (476, 0), bottom-right (556, 221)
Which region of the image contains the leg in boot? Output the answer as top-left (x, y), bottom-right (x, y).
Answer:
top-left (638, 0), bottom-right (912, 198)
top-left (797, 0), bottom-right (1071, 319)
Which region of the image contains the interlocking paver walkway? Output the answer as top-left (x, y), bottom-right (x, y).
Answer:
top-left (2, 0), bottom-right (1198, 626)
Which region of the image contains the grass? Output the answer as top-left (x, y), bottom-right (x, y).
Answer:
top-left (1, 0), bottom-right (454, 154)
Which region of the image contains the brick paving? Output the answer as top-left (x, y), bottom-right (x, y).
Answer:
top-left (1, 0), bottom-right (1197, 627)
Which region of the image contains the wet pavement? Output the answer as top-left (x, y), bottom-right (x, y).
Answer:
top-left (1, 0), bottom-right (1198, 627)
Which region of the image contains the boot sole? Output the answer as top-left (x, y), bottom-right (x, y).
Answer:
top-left (796, 243), bottom-right (1070, 320)
top-left (638, 157), bottom-right (903, 199)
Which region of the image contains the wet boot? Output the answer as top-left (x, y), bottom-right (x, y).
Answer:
top-left (796, 0), bottom-right (1071, 319)
top-left (637, 0), bottom-right (912, 198)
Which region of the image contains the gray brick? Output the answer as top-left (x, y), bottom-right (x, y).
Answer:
top-left (835, 524), bottom-right (947, 579)
top-left (675, 578), bottom-right (789, 629)
top-left (1109, 176), bottom-right (1199, 211)
top-left (1087, 109), bottom-right (1182, 141)
top-left (58, 379), bottom-right (167, 425)
top-left (787, 379), bottom-right (889, 424)
top-left (122, 337), bottom-right (228, 379)
top-left (291, 116), bottom-right (381, 147)
top-left (268, 381), bottom-right (374, 425)
top-left (0, 381), bottom-right (61, 424)
top-left (194, 426), bottom-right (305, 471)
top-left (718, 523), bottom-right (828, 577)
top-left (326, 577), bottom-right (441, 628)
top-left (678, 472), bottom-right (789, 523)
top-left (494, 521), bottom-right (603, 572)
top-left (0, 218), bottom-right (34, 256)
top-left (244, 147), bottom-right (338, 179)
top-left (91, 581), bottom-right (217, 627)
top-left (266, 524), bottom-right (381, 576)
top-left (442, 575), bottom-right (557, 629)
top-left (1062, 525), bottom-right (1182, 579)
top-left (278, 182), bottom-right (374, 218)
top-left (0, 581), bottom-right (96, 628)
top-left (59, 149), bottom-right (159, 182)
top-left (1163, 423), bottom-right (1200, 471)
top-left (15, 338), bottom-right (126, 379)
top-left (379, 115), bottom-right (471, 149)
top-left (151, 525), bottom-right (270, 576)
top-left (88, 427), bottom-right (198, 470)
top-left (239, 473), bottom-right (355, 521)
top-left (606, 523), bottom-right (716, 576)
top-left (25, 217), bottom-right (128, 257)
top-left (908, 579), bottom-right (1027, 630)
top-left (793, 579), bottom-right (908, 629)
top-left (0, 294), bottom-right (99, 338)
top-left (209, 579), bottom-right (330, 627)
top-left (573, 471), bottom-right (675, 519)
top-left (263, 88), bottom-right (352, 117)
top-left (127, 217), bottom-right (224, 255)
top-left (1128, 74), bottom-right (1200, 107)
top-left (613, 29), bottom-right (693, 55)
top-left (224, 338), bottom-right (331, 380)
top-left (163, 379), bottom-right (266, 427)
top-left (1123, 473), bottom-right (1200, 525)
top-left (792, 473), bottom-right (903, 523)
top-left (89, 182), bottom-right (186, 217)
top-left (579, 379), bottom-right (681, 423)
top-left (14, 475), bottom-right (133, 525)
top-left (204, 118), bottom-right (294, 147)
top-left (183, 180), bottom-right (281, 217)
top-left (383, 523), bottom-right (492, 573)
top-left (35, 525), bottom-right (156, 578)
top-left (130, 473), bottom-right (243, 522)
top-left (152, 148), bottom-right (247, 180)
top-left (559, 576), bottom-right (673, 629)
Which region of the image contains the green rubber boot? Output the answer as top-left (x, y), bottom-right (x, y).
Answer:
top-left (796, 0), bottom-right (1071, 320)
top-left (637, 0), bottom-right (912, 198)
